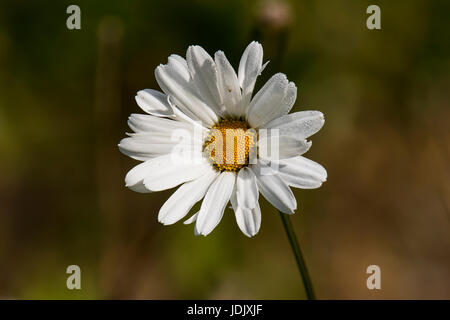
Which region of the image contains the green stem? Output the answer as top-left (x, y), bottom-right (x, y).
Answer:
top-left (279, 211), bottom-right (316, 300)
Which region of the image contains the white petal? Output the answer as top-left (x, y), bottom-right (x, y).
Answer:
top-left (167, 54), bottom-right (190, 79)
top-left (184, 212), bottom-right (198, 225)
top-left (262, 111), bottom-right (325, 139)
top-left (163, 56), bottom-right (216, 125)
top-left (186, 45), bottom-right (224, 116)
top-left (194, 223), bottom-right (201, 236)
top-left (119, 137), bottom-right (173, 161)
top-left (124, 160), bottom-right (155, 193)
top-left (252, 163), bottom-right (297, 214)
top-left (136, 65), bottom-right (205, 127)
top-left (230, 190), bottom-right (261, 237)
top-left (134, 89), bottom-right (174, 117)
top-left (277, 156), bottom-right (327, 189)
top-left (258, 135), bottom-right (312, 160)
top-left (155, 58), bottom-right (218, 127)
top-left (127, 181), bottom-right (151, 193)
top-left (235, 205), bottom-right (261, 238)
top-left (215, 51), bottom-right (242, 117)
top-left (196, 171), bottom-right (236, 236)
top-left (236, 167), bottom-right (258, 209)
top-left (158, 169), bottom-right (218, 225)
top-left (247, 73), bottom-right (297, 128)
top-left (118, 131), bottom-right (202, 161)
top-left (127, 113), bottom-right (203, 135)
top-left (238, 41), bottom-right (264, 107)
top-left (167, 95), bottom-right (211, 128)
top-left (142, 153), bottom-right (210, 192)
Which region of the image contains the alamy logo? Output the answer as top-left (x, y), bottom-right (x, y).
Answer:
top-left (66, 5), bottom-right (81, 30)
top-left (66, 265), bottom-right (81, 290)
top-left (366, 5), bottom-right (381, 30)
top-left (366, 265), bottom-right (381, 290)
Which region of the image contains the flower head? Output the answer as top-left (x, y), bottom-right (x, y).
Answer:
top-left (119, 42), bottom-right (327, 237)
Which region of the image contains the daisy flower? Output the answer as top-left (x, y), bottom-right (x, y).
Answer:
top-left (119, 41), bottom-right (326, 237)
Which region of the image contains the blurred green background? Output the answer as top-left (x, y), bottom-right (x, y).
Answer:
top-left (0, 0), bottom-right (449, 299)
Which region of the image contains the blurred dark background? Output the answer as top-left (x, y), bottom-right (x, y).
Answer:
top-left (0, 0), bottom-right (449, 299)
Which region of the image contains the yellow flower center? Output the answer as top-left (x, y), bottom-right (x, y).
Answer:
top-left (204, 119), bottom-right (256, 172)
